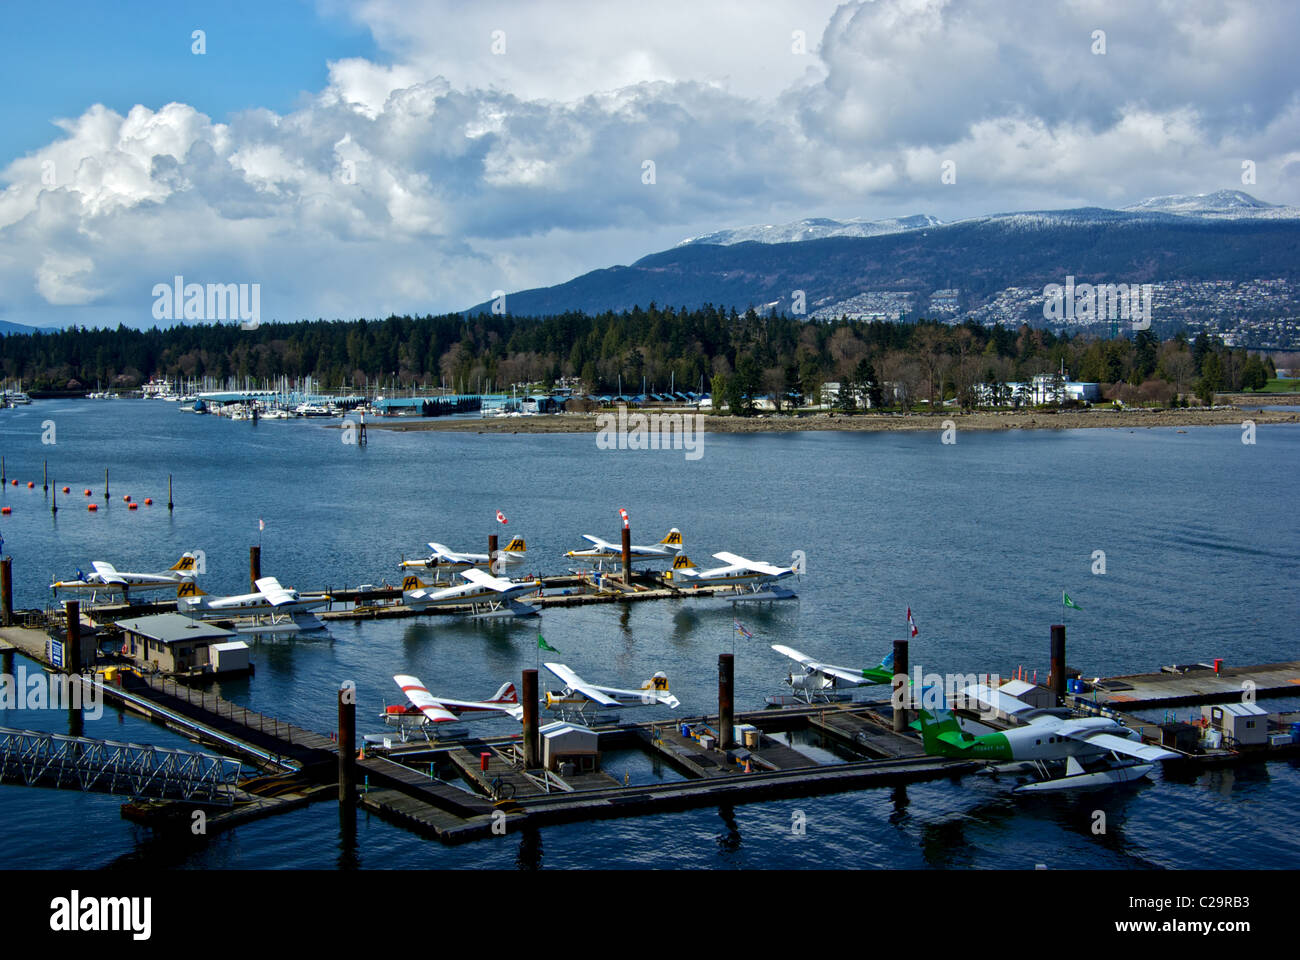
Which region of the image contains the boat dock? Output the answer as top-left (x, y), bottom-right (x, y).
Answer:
top-left (1089, 661), bottom-right (1300, 708)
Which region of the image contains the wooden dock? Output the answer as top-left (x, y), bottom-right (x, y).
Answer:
top-left (1090, 661), bottom-right (1300, 708)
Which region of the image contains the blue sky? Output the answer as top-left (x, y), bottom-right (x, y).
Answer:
top-left (1, 0), bottom-right (1297, 330)
top-left (1, 1), bottom-right (375, 160)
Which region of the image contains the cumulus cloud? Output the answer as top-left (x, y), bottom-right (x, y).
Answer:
top-left (0, 0), bottom-right (1297, 326)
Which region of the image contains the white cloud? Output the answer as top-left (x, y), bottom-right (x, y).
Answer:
top-left (1, 0), bottom-right (1297, 325)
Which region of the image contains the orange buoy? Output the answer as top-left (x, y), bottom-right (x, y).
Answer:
top-left (144, 498), bottom-right (153, 505)
top-left (62, 486), bottom-right (70, 494)
top-left (0, 507), bottom-right (10, 515)
top-left (83, 489), bottom-right (91, 496)
top-left (9, 480), bottom-right (15, 486)
top-left (128, 502), bottom-right (138, 510)
top-left (88, 503), bottom-right (98, 512)
top-left (122, 495), bottom-right (130, 502)
top-left (26, 481), bottom-right (34, 488)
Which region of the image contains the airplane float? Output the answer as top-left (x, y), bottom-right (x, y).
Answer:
top-left (382, 674), bottom-right (520, 740)
top-left (916, 682), bottom-right (1177, 792)
top-left (400, 568), bottom-right (542, 618)
top-left (538, 662), bottom-right (680, 721)
top-left (771, 644), bottom-right (894, 702)
top-left (400, 537), bottom-right (528, 577)
top-left (671, 552), bottom-right (799, 599)
top-left (50, 554), bottom-right (199, 600)
top-left (564, 528), bottom-right (683, 567)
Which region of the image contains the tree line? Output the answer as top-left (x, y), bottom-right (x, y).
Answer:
top-left (0, 306), bottom-right (1275, 409)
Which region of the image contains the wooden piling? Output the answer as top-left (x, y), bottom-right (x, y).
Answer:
top-left (1049, 624), bottom-right (1066, 703)
top-left (0, 557), bottom-right (12, 626)
top-left (621, 526), bottom-right (632, 582)
top-left (65, 600), bottom-right (81, 673)
top-left (522, 669), bottom-right (540, 768)
top-left (168, 474), bottom-right (174, 511)
top-left (338, 683), bottom-right (356, 804)
top-left (892, 638), bottom-right (909, 733)
top-left (488, 534), bottom-right (498, 574)
top-left (104, 468), bottom-right (109, 500)
top-left (249, 545), bottom-right (262, 593)
top-left (718, 653), bottom-right (734, 749)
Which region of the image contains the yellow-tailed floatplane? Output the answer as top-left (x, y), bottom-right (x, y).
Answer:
top-left (50, 554), bottom-right (198, 600)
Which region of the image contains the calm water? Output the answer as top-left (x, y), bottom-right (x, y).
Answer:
top-left (0, 401), bottom-right (1296, 869)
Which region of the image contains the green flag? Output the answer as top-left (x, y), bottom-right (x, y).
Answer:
top-left (537, 632), bottom-right (558, 652)
top-left (1063, 591), bottom-right (1081, 610)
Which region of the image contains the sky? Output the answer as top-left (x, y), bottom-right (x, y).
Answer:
top-left (1, 0), bottom-right (1298, 329)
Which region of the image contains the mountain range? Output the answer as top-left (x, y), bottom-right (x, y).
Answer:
top-left (464, 191), bottom-right (1300, 322)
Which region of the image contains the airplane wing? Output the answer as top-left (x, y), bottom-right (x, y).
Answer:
top-left (254, 577), bottom-right (296, 606)
top-left (543, 662), bottom-right (621, 707)
top-left (1058, 726), bottom-right (1179, 762)
top-left (771, 645), bottom-right (872, 686)
top-left (91, 561), bottom-right (128, 585)
top-left (580, 535), bottom-right (617, 551)
top-left (427, 542), bottom-right (470, 563)
top-left (459, 568), bottom-right (517, 593)
top-left (590, 685), bottom-right (681, 708)
top-left (392, 675), bottom-right (459, 723)
top-left (711, 552), bottom-right (788, 576)
top-left (958, 683), bottom-right (1038, 718)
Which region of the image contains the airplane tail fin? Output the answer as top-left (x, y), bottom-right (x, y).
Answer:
top-left (504, 537), bottom-right (526, 553)
top-left (176, 581), bottom-right (207, 598)
top-left (671, 554), bottom-right (696, 571)
top-left (659, 528), bottom-right (683, 550)
top-left (642, 671), bottom-right (670, 693)
top-left (401, 575), bottom-right (428, 591)
top-left (170, 553), bottom-right (197, 573)
top-left (878, 649), bottom-right (895, 671)
top-left (490, 682), bottom-right (518, 704)
top-left (915, 685), bottom-right (973, 756)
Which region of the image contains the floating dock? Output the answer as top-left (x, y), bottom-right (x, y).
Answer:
top-left (1089, 661), bottom-right (1300, 708)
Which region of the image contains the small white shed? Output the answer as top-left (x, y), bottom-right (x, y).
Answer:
top-left (209, 640), bottom-right (251, 674)
top-left (541, 720), bottom-right (599, 773)
top-left (1203, 702), bottom-right (1268, 746)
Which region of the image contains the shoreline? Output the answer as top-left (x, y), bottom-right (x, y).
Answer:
top-left (363, 405), bottom-right (1300, 435)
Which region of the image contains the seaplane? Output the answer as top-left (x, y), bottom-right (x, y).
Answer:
top-left (537, 662), bottom-right (679, 721)
top-left (670, 552), bottom-right (799, 599)
top-left (400, 569), bottom-right (542, 618)
top-left (50, 554), bottom-right (199, 600)
top-left (176, 577), bottom-right (331, 634)
top-left (772, 644), bottom-right (894, 703)
top-left (916, 682), bottom-right (1178, 793)
top-left (400, 537), bottom-right (528, 577)
top-left (564, 528), bottom-right (683, 567)
top-left (380, 674), bottom-right (520, 741)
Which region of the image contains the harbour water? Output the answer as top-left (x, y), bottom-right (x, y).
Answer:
top-left (0, 401), bottom-right (1297, 869)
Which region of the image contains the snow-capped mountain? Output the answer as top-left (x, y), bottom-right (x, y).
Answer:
top-left (1123, 189), bottom-right (1300, 219)
top-left (680, 214), bottom-right (944, 246)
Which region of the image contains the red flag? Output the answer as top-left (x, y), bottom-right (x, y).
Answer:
top-left (907, 607), bottom-right (918, 637)
top-left (496, 510), bottom-right (508, 524)
top-left (618, 507), bottom-right (629, 529)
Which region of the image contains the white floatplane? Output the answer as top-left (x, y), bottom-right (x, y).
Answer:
top-left (176, 577), bottom-right (331, 635)
top-left (670, 551), bottom-right (799, 599)
top-left (537, 662), bottom-right (679, 721)
top-left (564, 528), bottom-right (683, 567)
top-left (771, 644), bottom-right (894, 703)
top-left (51, 554), bottom-right (199, 600)
top-left (400, 569), bottom-right (542, 618)
top-left (400, 537), bottom-right (528, 576)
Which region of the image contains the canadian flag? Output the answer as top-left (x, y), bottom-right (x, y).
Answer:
top-left (496, 510), bottom-right (508, 524)
top-left (618, 507), bottom-right (629, 529)
top-left (907, 607), bottom-right (918, 637)
top-left (258, 518), bottom-right (265, 532)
